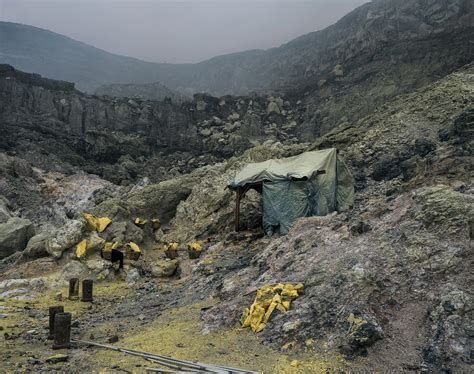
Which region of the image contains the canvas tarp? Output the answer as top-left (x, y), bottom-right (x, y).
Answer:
top-left (229, 148), bottom-right (354, 234)
top-left (229, 148), bottom-right (339, 187)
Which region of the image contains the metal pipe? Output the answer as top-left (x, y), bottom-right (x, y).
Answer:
top-left (48, 305), bottom-right (64, 340)
top-left (72, 339), bottom-right (257, 373)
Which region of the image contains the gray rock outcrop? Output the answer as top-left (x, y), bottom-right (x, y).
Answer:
top-left (0, 217), bottom-right (34, 259)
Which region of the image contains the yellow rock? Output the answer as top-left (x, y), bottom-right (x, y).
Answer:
top-left (81, 212), bottom-right (111, 233)
top-left (134, 217), bottom-right (148, 226)
top-left (103, 241), bottom-right (118, 252)
top-left (127, 242), bottom-right (141, 253)
top-left (241, 283), bottom-right (303, 333)
top-left (165, 242), bottom-right (179, 251)
top-left (187, 241), bottom-right (202, 252)
top-left (75, 239), bottom-right (87, 258)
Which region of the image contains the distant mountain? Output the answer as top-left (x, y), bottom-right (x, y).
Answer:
top-left (1, 0), bottom-right (472, 97)
top-left (1, 0), bottom-right (473, 134)
top-left (0, 21), bottom-right (193, 93)
top-left (95, 82), bottom-right (190, 103)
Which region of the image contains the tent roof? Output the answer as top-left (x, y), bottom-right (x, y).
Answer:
top-left (229, 148), bottom-right (337, 189)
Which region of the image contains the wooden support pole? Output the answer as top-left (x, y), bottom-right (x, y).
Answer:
top-left (235, 188), bottom-right (241, 232)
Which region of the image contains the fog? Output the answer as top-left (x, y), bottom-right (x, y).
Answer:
top-left (0, 0), bottom-right (367, 63)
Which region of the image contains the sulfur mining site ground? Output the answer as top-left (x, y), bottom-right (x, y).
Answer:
top-left (1, 0), bottom-right (474, 368)
top-left (0, 61), bottom-right (472, 373)
top-left (0, 274), bottom-right (349, 373)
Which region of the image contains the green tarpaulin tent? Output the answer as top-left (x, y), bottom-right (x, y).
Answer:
top-left (228, 148), bottom-right (354, 234)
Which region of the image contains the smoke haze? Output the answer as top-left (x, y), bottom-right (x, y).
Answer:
top-left (0, 0), bottom-right (367, 63)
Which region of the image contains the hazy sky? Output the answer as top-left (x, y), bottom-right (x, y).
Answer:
top-left (0, 0), bottom-right (367, 63)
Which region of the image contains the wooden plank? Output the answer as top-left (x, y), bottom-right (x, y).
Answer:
top-left (235, 188), bottom-right (241, 232)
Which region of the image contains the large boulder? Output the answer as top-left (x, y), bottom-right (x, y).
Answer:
top-left (93, 175), bottom-right (197, 225)
top-left (102, 221), bottom-right (143, 245)
top-left (266, 100), bottom-right (281, 115)
top-left (45, 219), bottom-right (85, 259)
top-left (0, 217), bottom-right (34, 259)
top-left (22, 232), bottom-right (49, 260)
top-left (151, 259), bottom-right (179, 277)
top-left (125, 177), bottom-right (195, 223)
top-left (55, 261), bottom-right (89, 286)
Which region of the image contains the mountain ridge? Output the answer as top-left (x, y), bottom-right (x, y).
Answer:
top-left (2, 0), bottom-right (472, 97)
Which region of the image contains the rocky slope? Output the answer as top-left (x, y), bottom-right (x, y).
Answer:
top-left (0, 59), bottom-right (472, 372)
top-left (151, 63), bottom-right (472, 372)
top-left (95, 81), bottom-right (190, 103)
top-left (1, 0), bottom-right (473, 138)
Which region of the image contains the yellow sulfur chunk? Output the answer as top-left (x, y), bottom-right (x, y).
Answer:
top-left (127, 242), bottom-right (141, 253)
top-left (187, 241), bottom-right (202, 252)
top-left (241, 282), bottom-right (304, 333)
top-left (134, 217), bottom-right (148, 226)
top-left (75, 239), bottom-right (87, 258)
top-left (281, 288), bottom-right (299, 299)
top-left (97, 217), bottom-right (112, 232)
top-left (276, 303), bottom-right (288, 313)
top-left (249, 304), bottom-right (266, 332)
top-left (294, 283), bottom-right (304, 291)
top-left (81, 212), bottom-right (111, 233)
top-left (103, 241), bottom-right (118, 253)
top-left (241, 308), bottom-right (251, 327)
top-left (165, 242), bottom-right (179, 251)
top-left (263, 300), bottom-right (277, 324)
top-left (255, 322), bottom-right (266, 333)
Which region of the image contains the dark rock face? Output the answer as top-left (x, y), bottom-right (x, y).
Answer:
top-left (95, 82), bottom-right (190, 103)
top-left (0, 64), bottom-right (75, 91)
top-left (0, 66), bottom-right (307, 185)
top-left (453, 108), bottom-right (474, 140)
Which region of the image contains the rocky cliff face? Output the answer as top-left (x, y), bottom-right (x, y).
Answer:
top-left (0, 65), bottom-right (310, 185)
top-left (2, 0), bottom-right (471, 137)
top-left (95, 81), bottom-right (191, 103)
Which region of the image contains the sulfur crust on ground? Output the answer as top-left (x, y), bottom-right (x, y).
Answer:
top-left (0, 277), bottom-right (129, 354)
top-left (1, 279), bottom-right (350, 372)
top-left (89, 299), bottom-right (349, 373)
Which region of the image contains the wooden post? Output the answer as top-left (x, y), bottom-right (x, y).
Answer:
top-left (53, 312), bottom-right (71, 349)
top-left (81, 279), bottom-right (93, 302)
top-left (235, 188), bottom-right (241, 232)
top-left (68, 278), bottom-right (79, 300)
top-left (48, 306), bottom-right (64, 340)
